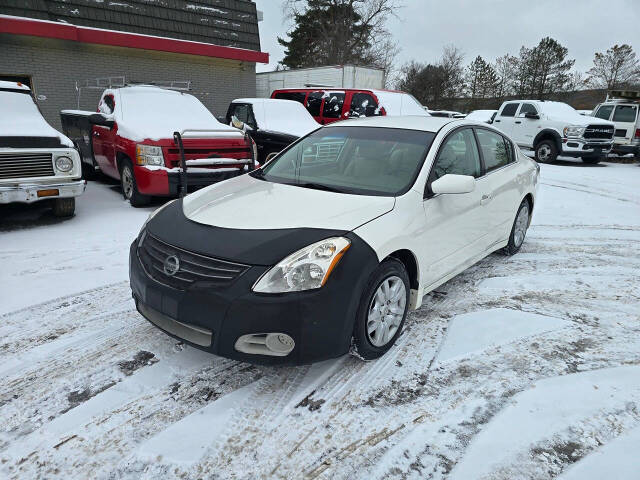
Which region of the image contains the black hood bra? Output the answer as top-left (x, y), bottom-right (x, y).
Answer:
top-left (0, 136), bottom-right (68, 149)
top-left (146, 199), bottom-right (350, 266)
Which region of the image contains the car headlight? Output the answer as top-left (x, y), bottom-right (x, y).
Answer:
top-left (136, 144), bottom-right (165, 166)
top-left (563, 125), bottom-right (586, 138)
top-left (55, 155), bottom-right (73, 172)
top-left (252, 237), bottom-right (351, 293)
top-left (138, 199), bottom-right (176, 239)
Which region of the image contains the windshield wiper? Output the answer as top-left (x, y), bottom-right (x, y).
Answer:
top-left (295, 182), bottom-right (345, 193)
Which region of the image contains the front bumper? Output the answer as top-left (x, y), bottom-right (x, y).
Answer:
top-left (134, 165), bottom-right (248, 196)
top-left (0, 179), bottom-right (85, 204)
top-left (129, 233), bottom-right (378, 365)
top-left (561, 138), bottom-right (612, 157)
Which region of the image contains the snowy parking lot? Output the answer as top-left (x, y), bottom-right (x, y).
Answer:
top-left (1, 159), bottom-right (639, 479)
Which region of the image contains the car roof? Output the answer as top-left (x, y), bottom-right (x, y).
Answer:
top-left (0, 80), bottom-right (31, 91)
top-left (325, 115), bottom-right (456, 132)
top-left (233, 98), bottom-right (300, 105)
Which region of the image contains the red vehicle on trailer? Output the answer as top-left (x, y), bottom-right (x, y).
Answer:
top-left (61, 85), bottom-right (256, 206)
top-left (271, 88), bottom-right (428, 125)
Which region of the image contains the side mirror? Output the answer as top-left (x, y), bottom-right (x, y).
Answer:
top-left (431, 174), bottom-right (476, 195)
top-left (231, 115), bottom-right (245, 130)
top-left (89, 113), bottom-right (115, 129)
top-left (524, 112), bottom-right (539, 120)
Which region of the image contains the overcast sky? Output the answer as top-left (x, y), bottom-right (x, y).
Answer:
top-left (254, 0), bottom-right (640, 76)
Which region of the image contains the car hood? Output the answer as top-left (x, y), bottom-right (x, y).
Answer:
top-left (182, 174), bottom-right (395, 231)
top-left (546, 113), bottom-right (614, 126)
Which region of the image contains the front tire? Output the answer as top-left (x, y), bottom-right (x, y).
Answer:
top-left (351, 259), bottom-right (410, 360)
top-left (503, 199), bottom-right (530, 256)
top-left (535, 139), bottom-right (558, 163)
top-left (52, 197), bottom-right (75, 217)
top-left (120, 160), bottom-right (150, 207)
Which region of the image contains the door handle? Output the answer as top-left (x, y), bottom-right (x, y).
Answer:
top-left (93, 131), bottom-right (100, 137)
top-left (494, 119), bottom-right (500, 123)
top-left (515, 121), bottom-right (521, 124)
top-left (480, 194), bottom-right (493, 205)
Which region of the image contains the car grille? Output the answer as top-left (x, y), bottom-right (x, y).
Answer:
top-left (138, 233), bottom-right (249, 290)
top-left (583, 125), bottom-right (614, 139)
top-left (0, 152), bottom-right (54, 179)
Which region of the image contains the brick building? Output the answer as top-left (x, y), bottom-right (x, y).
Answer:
top-left (0, 1), bottom-right (268, 129)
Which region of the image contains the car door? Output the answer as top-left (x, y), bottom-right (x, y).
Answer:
top-left (474, 127), bottom-right (521, 247)
top-left (493, 102), bottom-right (520, 140)
top-left (612, 105), bottom-right (638, 146)
top-left (513, 102), bottom-right (539, 146)
top-left (92, 93), bottom-right (118, 178)
top-left (421, 127), bottom-right (491, 287)
top-left (320, 91), bottom-right (346, 125)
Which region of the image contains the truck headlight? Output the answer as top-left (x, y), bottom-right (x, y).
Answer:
top-left (252, 237), bottom-right (351, 293)
top-left (563, 125), bottom-right (586, 138)
top-left (55, 155), bottom-right (73, 172)
top-left (136, 144), bottom-right (165, 166)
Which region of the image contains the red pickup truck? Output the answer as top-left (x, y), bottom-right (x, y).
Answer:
top-left (61, 85), bottom-right (255, 206)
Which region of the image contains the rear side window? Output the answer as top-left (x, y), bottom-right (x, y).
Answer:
top-left (274, 92), bottom-right (306, 104)
top-left (594, 105), bottom-right (614, 120)
top-left (322, 92), bottom-right (345, 119)
top-left (501, 103), bottom-right (519, 117)
top-left (476, 129), bottom-right (511, 172)
top-left (613, 105), bottom-right (638, 122)
top-left (349, 93), bottom-right (379, 117)
top-left (306, 92), bottom-right (323, 117)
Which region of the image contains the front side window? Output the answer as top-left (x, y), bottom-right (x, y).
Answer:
top-left (429, 128), bottom-right (482, 187)
top-left (349, 93), bottom-right (379, 117)
top-left (229, 103), bottom-right (255, 128)
top-left (501, 103), bottom-right (519, 117)
top-left (322, 92), bottom-right (346, 119)
top-left (476, 129), bottom-right (511, 172)
top-left (306, 92), bottom-right (323, 117)
top-left (519, 103), bottom-right (538, 116)
top-left (594, 105), bottom-right (614, 120)
top-left (257, 126), bottom-right (435, 196)
top-left (613, 105), bottom-right (638, 123)
top-left (99, 94), bottom-right (115, 115)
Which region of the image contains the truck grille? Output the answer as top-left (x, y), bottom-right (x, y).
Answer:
top-left (138, 233), bottom-right (249, 290)
top-left (0, 152), bottom-right (54, 179)
top-left (583, 125), bottom-right (614, 140)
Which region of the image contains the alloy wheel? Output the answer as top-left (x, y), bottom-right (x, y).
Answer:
top-left (122, 166), bottom-right (134, 199)
top-left (513, 204), bottom-right (529, 247)
top-left (366, 276), bottom-right (406, 347)
top-left (537, 144), bottom-right (551, 162)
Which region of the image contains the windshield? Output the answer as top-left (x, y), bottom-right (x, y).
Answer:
top-left (119, 89), bottom-right (218, 125)
top-left (256, 126), bottom-right (435, 196)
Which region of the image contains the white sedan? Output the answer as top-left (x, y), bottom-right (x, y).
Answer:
top-left (130, 116), bottom-right (539, 364)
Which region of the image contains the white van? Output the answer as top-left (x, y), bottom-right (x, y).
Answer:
top-left (592, 91), bottom-right (640, 157)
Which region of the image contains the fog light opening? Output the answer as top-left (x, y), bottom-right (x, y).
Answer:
top-left (235, 332), bottom-right (295, 357)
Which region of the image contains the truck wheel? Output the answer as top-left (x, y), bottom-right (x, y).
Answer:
top-left (52, 197), bottom-right (75, 217)
top-left (581, 156), bottom-right (602, 165)
top-left (120, 161), bottom-right (150, 207)
top-left (351, 259), bottom-right (410, 361)
top-left (534, 140), bottom-right (558, 163)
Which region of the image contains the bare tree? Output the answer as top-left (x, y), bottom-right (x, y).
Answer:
top-left (440, 45), bottom-right (465, 98)
top-left (586, 44), bottom-right (640, 89)
top-left (493, 54), bottom-right (517, 99)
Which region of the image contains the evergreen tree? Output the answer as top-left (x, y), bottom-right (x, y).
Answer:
top-left (587, 44), bottom-right (640, 89)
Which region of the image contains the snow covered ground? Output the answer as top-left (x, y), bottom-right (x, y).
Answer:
top-left (1, 160), bottom-right (639, 479)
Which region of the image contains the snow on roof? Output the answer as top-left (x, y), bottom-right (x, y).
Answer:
top-left (232, 98), bottom-right (319, 137)
top-left (0, 80), bottom-right (30, 91)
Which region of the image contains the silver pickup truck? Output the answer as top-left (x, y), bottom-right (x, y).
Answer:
top-left (0, 81), bottom-right (85, 216)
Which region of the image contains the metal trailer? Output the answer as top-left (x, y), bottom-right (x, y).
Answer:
top-left (256, 65), bottom-right (385, 98)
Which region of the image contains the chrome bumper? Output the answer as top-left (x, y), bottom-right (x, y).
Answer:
top-left (0, 179), bottom-right (86, 204)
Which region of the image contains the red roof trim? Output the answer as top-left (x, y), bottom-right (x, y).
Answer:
top-left (0, 15), bottom-right (269, 63)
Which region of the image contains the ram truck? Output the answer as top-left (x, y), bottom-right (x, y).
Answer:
top-left (493, 100), bottom-right (615, 164)
top-left (61, 85), bottom-right (255, 206)
top-left (0, 80), bottom-right (84, 216)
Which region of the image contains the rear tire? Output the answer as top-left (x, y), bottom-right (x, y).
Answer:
top-left (581, 156), bottom-right (602, 165)
top-left (52, 197), bottom-right (75, 217)
top-left (351, 259), bottom-right (410, 361)
top-left (535, 139), bottom-right (558, 163)
top-left (503, 199), bottom-right (530, 256)
top-left (120, 160), bottom-right (150, 207)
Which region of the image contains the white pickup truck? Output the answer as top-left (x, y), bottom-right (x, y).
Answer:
top-left (0, 81), bottom-right (84, 216)
top-left (492, 100), bottom-right (615, 164)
